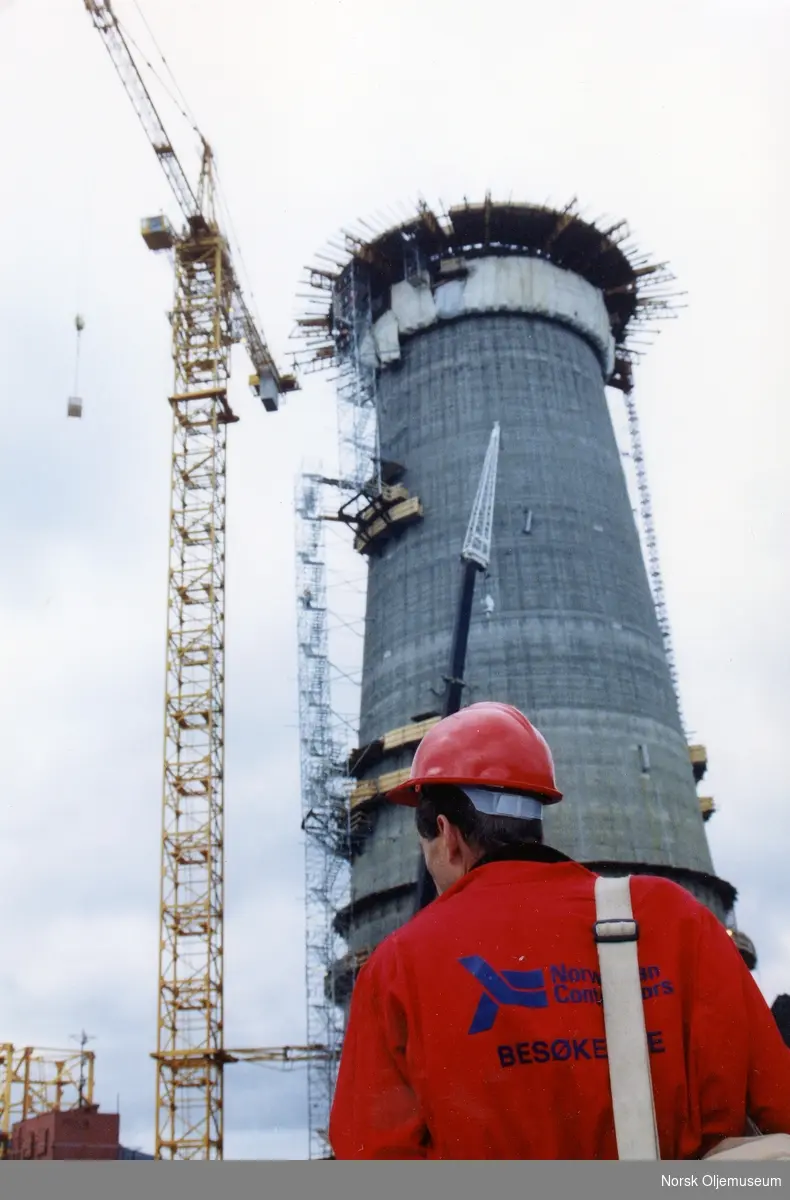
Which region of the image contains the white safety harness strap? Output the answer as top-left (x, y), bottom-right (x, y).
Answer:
top-left (593, 875), bottom-right (660, 1160)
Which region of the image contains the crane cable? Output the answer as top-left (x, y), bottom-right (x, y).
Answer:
top-left (73, 316), bottom-right (85, 397)
top-left (117, 15), bottom-right (198, 137)
top-left (130, 0), bottom-right (201, 132)
top-left (123, 0), bottom-right (266, 334)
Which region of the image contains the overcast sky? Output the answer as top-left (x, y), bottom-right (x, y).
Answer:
top-left (1, 0), bottom-right (788, 1161)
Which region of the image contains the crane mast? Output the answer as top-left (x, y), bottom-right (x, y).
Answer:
top-left (83, 0), bottom-right (296, 1160)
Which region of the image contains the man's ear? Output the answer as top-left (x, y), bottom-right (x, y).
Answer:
top-left (436, 814), bottom-right (464, 863)
top-left (435, 813), bottom-right (452, 842)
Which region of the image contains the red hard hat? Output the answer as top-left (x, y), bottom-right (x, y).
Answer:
top-left (385, 701), bottom-right (562, 808)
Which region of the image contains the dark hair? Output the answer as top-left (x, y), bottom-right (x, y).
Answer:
top-left (772, 995), bottom-right (790, 1048)
top-left (415, 784), bottom-right (543, 856)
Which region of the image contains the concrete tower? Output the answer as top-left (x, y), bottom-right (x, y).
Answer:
top-left (296, 197), bottom-right (755, 1002)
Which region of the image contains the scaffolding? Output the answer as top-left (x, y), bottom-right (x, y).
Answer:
top-left (295, 475), bottom-right (357, 1159)
top-left (331, 259), bottom-right (381, 495)
top-left (622, 391), bottom-right (686, 735)
top-left (0, 1045), bottom-right (96, 1157)
top-left (292, 231), bottom-right (386, 1157)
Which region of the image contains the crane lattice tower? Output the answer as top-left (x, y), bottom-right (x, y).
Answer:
top-left (83, 0), bottom-right (298, 1159)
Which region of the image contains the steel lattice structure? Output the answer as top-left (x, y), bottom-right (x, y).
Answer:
top-left (332, 262), bottom-right (381, 494)
top-left (154, 218), bottom-right (234, 1160)
top-left (461, 422), bottom-right (501, 569)
top-left (300, 257), bottom-right (381, 496)
top-left (0, 1045), bottom-right (96, 1157)
top-left (295, 476), bottom-right (354, 1158)
top-left (84, 0), bottom-right (297, 1158)
top-left (623, 391), bottom-right (686, 734)
top-left (292, 244), bottom-right (393, 1153)
top-left (291, 246), bottom-right (385, 1153)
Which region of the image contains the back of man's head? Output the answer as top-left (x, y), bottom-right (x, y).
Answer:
top-left (415, 783), bottom-right (544, 859)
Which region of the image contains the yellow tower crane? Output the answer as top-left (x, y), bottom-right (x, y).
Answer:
top-left (83, 0), bottom-right (299, 1160)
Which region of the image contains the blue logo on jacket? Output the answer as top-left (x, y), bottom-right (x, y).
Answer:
top-left (459, 956), bottom-right (549, 1034)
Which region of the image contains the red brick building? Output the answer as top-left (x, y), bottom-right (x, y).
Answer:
top-left (7, 1105), bottom-right (120, 1160)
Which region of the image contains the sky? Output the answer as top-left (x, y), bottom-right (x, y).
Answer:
top-left (0, 0), bottom-right (788, 1161)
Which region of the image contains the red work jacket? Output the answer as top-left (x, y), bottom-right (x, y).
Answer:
top-left (329, 853), bottom-right (790, 1159)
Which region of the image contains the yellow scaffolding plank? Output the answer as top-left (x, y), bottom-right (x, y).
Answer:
top-left (378, 767), bottom-right (412, 792)
top-left (382, 716), bottom-right (441, 753)
top-left (350, 767), bottom-right (412, 810)
top-left (357, 485), bottom-right (410, 525)
top-left (354, 497), bottom-right (424, 555)
top-left (349, 780), bottom-right (378, 808)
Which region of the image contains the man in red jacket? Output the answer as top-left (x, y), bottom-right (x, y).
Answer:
top-left (329, 702), bottom-right (790, 1160)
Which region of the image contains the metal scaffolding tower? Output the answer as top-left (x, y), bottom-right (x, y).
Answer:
top-left (300, 255), bottom-right (380, 497)
top-left (332, 260), bottom-right (381, 494)
top-left (292, 250), bottom-right (381, 1151)
top-left (295, 475), bottom-right (355, 1158)
top-left (622, 391), bottom-right (686, 734)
